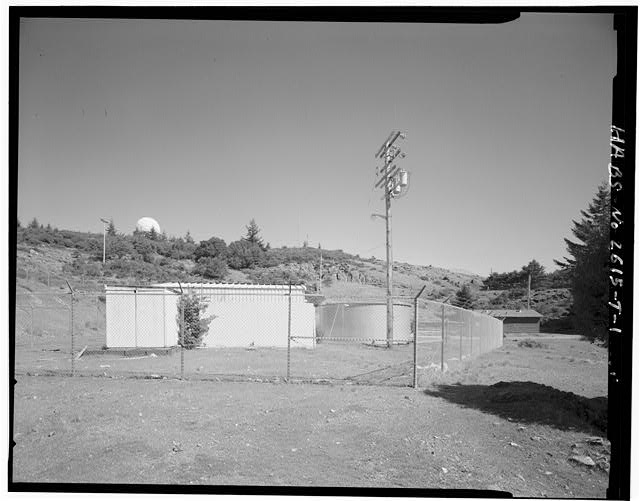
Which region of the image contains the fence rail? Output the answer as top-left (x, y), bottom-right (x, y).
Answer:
top-left (14, 287), bottom-right (503, 387)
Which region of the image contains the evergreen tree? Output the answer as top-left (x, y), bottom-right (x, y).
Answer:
top-left (453, 284), bottom-right (475, 309)
top-left (242, 219), bottom-right (267, 251)
top-left (28, 217), bottom-right (39, 229)
top-left (555, 183), bottom-right (610, 344)
top-left (107, 219), bottom-right (117, 236)
top-left (178, 292), bottom-right (213, 349)
top-left (185, 231), bottom-right (194, 244)
top-left (148, 226), bottom-right (158, 241)
top-left (521, 259), bottom-right (545, 289)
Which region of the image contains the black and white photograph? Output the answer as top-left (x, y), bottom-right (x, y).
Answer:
top-left (8, 6), bottom-right (636, 498)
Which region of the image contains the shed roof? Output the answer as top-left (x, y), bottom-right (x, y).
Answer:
top-left (104, 285), bottom-right (177, 293)
top-left (153, 282), bottom-right (307, 291)
top-left (477, 309), bottom-right (543, 319)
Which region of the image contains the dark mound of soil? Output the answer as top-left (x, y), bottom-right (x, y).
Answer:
top-left (424, 380), bottom-right (607, 435)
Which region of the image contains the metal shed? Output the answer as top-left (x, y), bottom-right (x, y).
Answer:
top-left (478, 309), bottom-right (543, 334)
top-left (153, 283), bottom-right (316, 348)
top-left (104, 286), bottom-right (180, 348)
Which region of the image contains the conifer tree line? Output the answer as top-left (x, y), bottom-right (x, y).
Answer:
top-left (451, 182), bottom-right (611, 345)
top-left (555, 182), bottom-right (611, 344)
top-left (482, 259), bottom-right (570, 291)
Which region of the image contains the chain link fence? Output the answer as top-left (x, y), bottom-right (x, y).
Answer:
top-left (414, 298), bottom-right (503, 385)
top-left (14, 286), bottom-right (503, 386)
top-left (16, 267), bottom-right (96, 291)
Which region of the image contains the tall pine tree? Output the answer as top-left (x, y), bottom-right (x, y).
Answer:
top-left (242, 219), bottom-right (267, 251)
top-left (555, 183), bottom-right (610, 344)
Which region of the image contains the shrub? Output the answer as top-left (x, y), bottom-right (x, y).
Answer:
top-left (227, 240), bottom-right (265, 269)
top-left (453, 284), bottom-right (475, 309)
top-left (517, 340), bottom-right (548, 349)
top-left (194, 256), bottom-right (228, 280)
top-left (178, 293), bottom-right (212, 349)
top-left (105, 235), bottom-right (135, 260)
top-left (194, 237), bottom-right (227, 262)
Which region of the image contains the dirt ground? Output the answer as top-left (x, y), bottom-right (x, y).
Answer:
top-left (11, 334), bottom-right (610, 497)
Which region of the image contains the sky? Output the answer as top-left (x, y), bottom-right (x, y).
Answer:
top-left (17, 13), bottom-right (617, 276)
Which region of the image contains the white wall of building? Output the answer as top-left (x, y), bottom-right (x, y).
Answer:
top-left (105, 284), bottom-right (316, 349)
top-left (105, 287), bottom-right (179, 348)
top-left (200, 297), bottom-right (315, 348)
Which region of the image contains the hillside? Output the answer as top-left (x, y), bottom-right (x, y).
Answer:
top-left (14, 224), bottom-right (573, 329)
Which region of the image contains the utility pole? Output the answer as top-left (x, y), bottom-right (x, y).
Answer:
top-left (100, 218), bottom-right (110, 264)
top-left (317, 243), bottom-right (323, 294)
top-left (385, 180), bottom-right (393, 347)
top-left (527, 272), bottom-right (531, 310)
top-left (373, 131), bottom-right (408, 348)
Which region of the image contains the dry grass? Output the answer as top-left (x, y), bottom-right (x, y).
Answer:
top-left (12, 335), bottom-right (609, 497)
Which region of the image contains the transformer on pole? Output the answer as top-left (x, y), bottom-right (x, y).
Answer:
top-left (373, 131), bottom-right (409, 348)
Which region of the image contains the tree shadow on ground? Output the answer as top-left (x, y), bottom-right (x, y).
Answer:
top-left (423, 381), bottom-right (607, 436)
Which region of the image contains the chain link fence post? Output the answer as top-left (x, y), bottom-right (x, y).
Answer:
top-left (470, 316), bottom-right (473, 357)
top-left (30, 305), bottom-right (34, 337)
top-left (96, 294), bottom-right (100, 338)
top-left (440, 303), bottom-right (445, 372)
top-left (180, 293), bottom-right (185, 380)
top-left (287, 282), bottom-right (292, 382)
top-left (68, 286), bottom-right (75, 376)
top-left (461, 316), bottom-right (465, 362)
top-left (413, 297), bottom-right (419, 388)
top-left (413, 286), bottom-right (426, 389)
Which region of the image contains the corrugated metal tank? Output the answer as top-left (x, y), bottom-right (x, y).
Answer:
top-left (316, 302), bottom-right (413, 342)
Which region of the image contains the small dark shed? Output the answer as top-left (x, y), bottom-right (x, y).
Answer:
top-left (479, 309), bottom-right (543, 334)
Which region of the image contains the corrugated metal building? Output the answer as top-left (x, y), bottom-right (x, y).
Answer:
top-left (105, 283), bottom-right (316, 349)
top-left (154, 283), bottom-right (316, 348)
top-left (105, 286), bottom-right (180, 348)
top-left (478, 309), bottom-right (543, 334)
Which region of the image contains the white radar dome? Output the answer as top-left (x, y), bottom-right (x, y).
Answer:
top-left (136, 217), bottom-right (161, 233)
